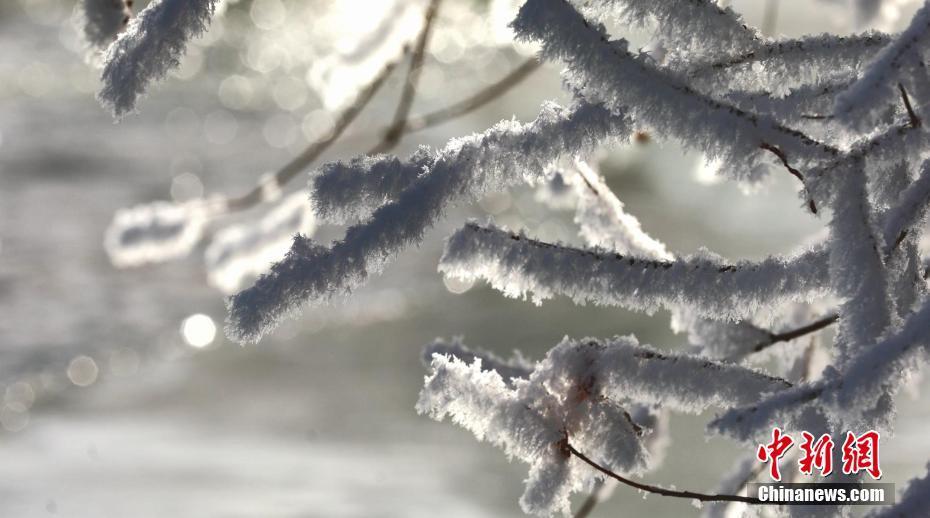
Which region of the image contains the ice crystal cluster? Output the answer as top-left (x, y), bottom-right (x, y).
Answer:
top-left (95, 0), bottom-right (930, 515)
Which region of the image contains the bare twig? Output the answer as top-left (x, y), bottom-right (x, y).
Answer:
top-left (368, 0), bottom-right (442, 154)
top-left (562, 439), bottom-right (762, 504)
top-left (221, 53), bottom-right (539, 215)
top-left (899, 83), bottom-right (922, 128)
top-left (403, 58), bottom-right (542, 133)
top-left (752, 313), bottom-right (839, 354)
top-left (222, 55), bottom-right (405, 211)
top-left (760, 142), bottom-right (818, 213)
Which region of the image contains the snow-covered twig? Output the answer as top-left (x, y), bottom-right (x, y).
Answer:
top-left (835, 2), bottom-right (930, 128)
top-left (227, 102), bottom-right (632, 343)
top-left (439, 222), bottom-right (829, 322)
top-left (98, 0), bottom-right (217, 117)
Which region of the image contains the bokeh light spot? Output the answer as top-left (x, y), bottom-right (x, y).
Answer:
top-left (181, 314), bottom-right (216, 348)
top-left (67, 356), bottom-right (99, 387)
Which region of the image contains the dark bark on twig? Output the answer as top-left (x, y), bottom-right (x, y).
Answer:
top-left (899, 83), bottom-right (921, 128)
top-left (404, 58), bottom-right (542, 133)
top-left (368, 0), bottom-right (442, 154)
top-left (563, 440), bottom-right (762, 504)
top-left (752, 313), bottom-right (838, 354)
top-left (218, 40), bottom-right (539, 215)
top-left (223, 54), bottom-right (404, 211)
top-left (760, 142), bottom-right (818, 213)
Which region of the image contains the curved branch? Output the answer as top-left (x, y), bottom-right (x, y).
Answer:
top-left (563, 440), bottom-right (762, 504)
top-left (760, 142), bottom-right (818, 213)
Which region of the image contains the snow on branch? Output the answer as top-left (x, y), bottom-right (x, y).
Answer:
top-left (512, 0), bottom-right (840, 184)
top-left (828, 161), bottom-right (891, 363)
top-left (831, 296), bottom-right (930, 420)
top-left (670, 307), bottom-right (774, 361)
top-left (566, 159), bottom-right (673, 260)
top-left (104, 199), bottom-right (213, 267)
top-left (226, 101), bottom-right (632, 343)
top-left (579, 0), bottom-right (759, 60)
top-left (418, 334), bottom-right (785, 514)
top-left (79, 0), bottom-right (133, 50)
top-left (712, 297), bottom-right (930, 441)
top-left (542, 336), bottom-right (792, 413)
top-left (723, 79), bottom-right (851, 127)
top-left (417, 337), bottom-right (790, 515)
top-left (708, 381), bottom-right (827, 442)
top-left (882, 157), bottom-right (930, 257)
top-left (835, 2), bottom-right (930, 128)
top-left (806, 121), bottom-right (926, 206)
top-left (422, 338), bottom-right (533, 386)
top-left (438, 222), bottom-right (830, 322)
top-left (311, 148), bottom-right (435, 223)
top-left (98, 0), bottom-right (217, 118)
top-left (688, 33), bottom-right (891, 96)
top-left (205, 192), bottom-right (317, 294)
top-left (417, 350), bottom-right (649, 516)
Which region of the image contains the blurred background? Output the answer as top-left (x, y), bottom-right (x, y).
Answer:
top-left (1, 0), bottom-right (929, 516)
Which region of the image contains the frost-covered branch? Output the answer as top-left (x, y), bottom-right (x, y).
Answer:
top-left (104, 200), bottom-right (214, 267)
top-left (688, 33), bottom-right (891, 95)
top-left (419, 334), bottom-right (788, 514)
top-left (439, 222), bottom-right (829, 322)
top-left (579, 0), bottom-right (759, 60)
top-left (513, 0), bottom-right (840, 184)
top-left (80, 0), bottom-right (133, 50)
top-left (882, 158), bottom-right (930, 257)
top-left (828, 160), bottom-right (891, 364)
top-left (227, 102), bottom-right (632, 343)
top-left (834, 2), bottom-right (930, 128)
top-left (567, 159), bottom-right (673, 260)
top-left (711, 295), bottom-right (930, 441)
top-left (98, 0), bottom-right (217, 117)
top-left (204, 192), bottom-right (316, 294)
top-left (421, 338), bottom-right (533, 386)
top-left (417, 348), bottom-right (649, 516)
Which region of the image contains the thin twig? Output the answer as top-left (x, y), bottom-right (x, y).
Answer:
top-left (222, 54), bottom-right (405, 211)
top-left (899, 83), bottom-right (921, 128)
top-left (368, 0), bottom-right (442, 154)
top-left (403, 58), bottom-right (542, 133)
top-left (221, 52), bottom-right (539, 214)
top-left (760, 142), bottom-right (818, 213)
top-left (752, 313), bottom-right (838, 354)
top-left (563, 440), bottom-right (762, 504)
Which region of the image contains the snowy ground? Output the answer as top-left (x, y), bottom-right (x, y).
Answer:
top-left (1, 1), bottom-right (929, 517)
